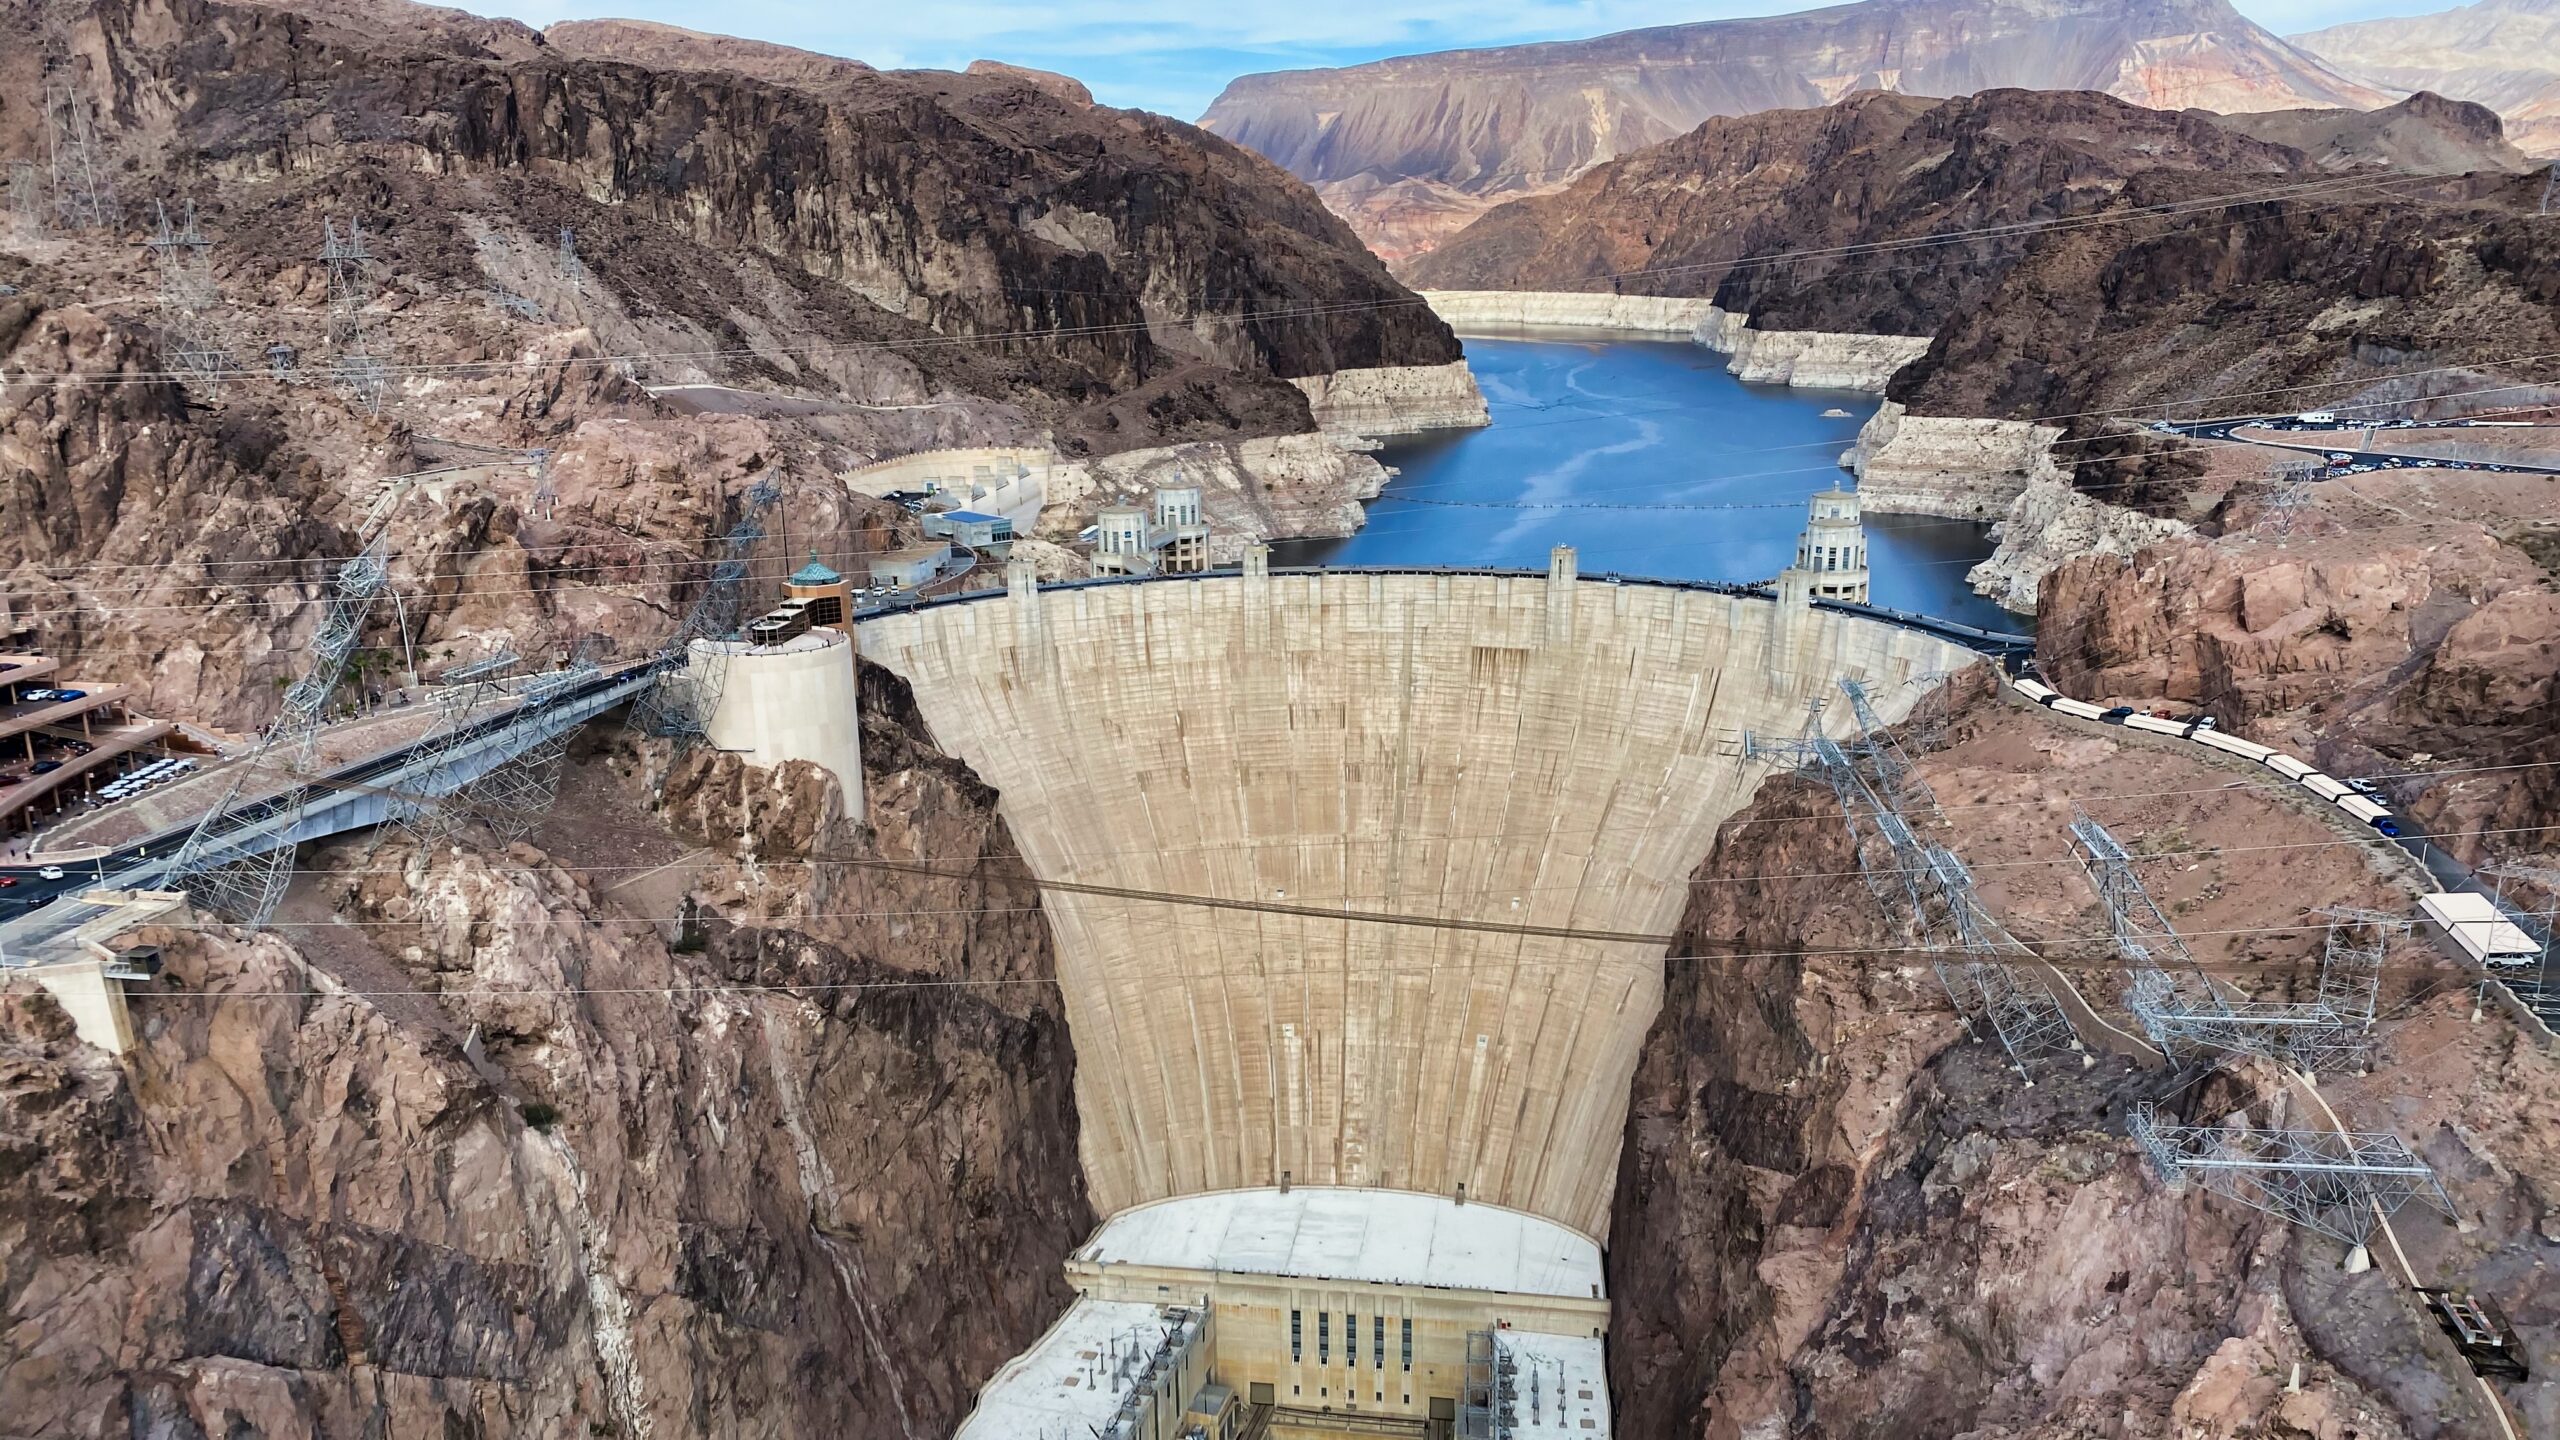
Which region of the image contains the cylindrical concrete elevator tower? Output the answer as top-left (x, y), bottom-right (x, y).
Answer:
top-left (688, 628), bottom-right (865, 821)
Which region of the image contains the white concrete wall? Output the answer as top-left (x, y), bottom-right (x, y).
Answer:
top-left (842, 446), bottom-right (1051, 529)
top-left (28, 959), bottom-right (135, 1055)
top-left (694, 631), bottom-right (865, 822)
top-left (859, 570), bottom-right (1975, 1237)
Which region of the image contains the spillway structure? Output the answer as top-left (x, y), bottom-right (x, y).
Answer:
top-left (859, 549), bottom-right (1977, 1438)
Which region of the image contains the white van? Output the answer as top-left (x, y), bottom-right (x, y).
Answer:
top-left (2420, 893), bottom-right (2543, 969)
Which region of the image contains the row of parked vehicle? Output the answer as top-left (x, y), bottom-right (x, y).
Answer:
top-left (11, 687), bottom-right (89, 705)
top-left (2011, 675), bottom-right (2401, 838)
top-left (97, 755), bottom-right (196, 803)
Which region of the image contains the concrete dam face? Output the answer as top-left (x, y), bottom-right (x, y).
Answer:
top-left (860, 563), bottom-right (1974, 1241)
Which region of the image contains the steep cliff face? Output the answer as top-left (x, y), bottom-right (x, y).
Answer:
top-left (1609, 689), bottom-right (2552, 1439)
top-left (2037, 523), bottom-right (2560, 858)
top-left (65, 0), bottom-right (1453, 398)
top-left (0, 666), bottom-right (1090, 1439)
top-left (1202, 0), bottom-right (2382, 259)
top-left (1609, 766), bottom-right (2297, 1440)
top-left (1408, 89), bottom-right (2304, 325)
top-left (2292, 0), bottom-right (2560, 157)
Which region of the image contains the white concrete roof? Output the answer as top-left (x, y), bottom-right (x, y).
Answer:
top-left (952, 1297), bottom-right (1171, 1440)
top-left (1496, 1330), bottom-right (1613, 1436)
top-left (1077, 1188), bottom-right (1604, 1300)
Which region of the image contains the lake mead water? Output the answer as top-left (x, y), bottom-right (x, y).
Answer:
top-left (1271, 332), bottom-right (2022, 632)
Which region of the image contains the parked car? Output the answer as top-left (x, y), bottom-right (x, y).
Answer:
top-left (29, 760), bottom-right (61, 774)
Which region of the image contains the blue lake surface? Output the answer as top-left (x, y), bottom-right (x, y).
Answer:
top-left (1271, 332), bottom-right (2025, 633)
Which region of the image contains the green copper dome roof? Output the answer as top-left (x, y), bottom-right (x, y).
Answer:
top-left (790, 550), bottom-right (843, 586)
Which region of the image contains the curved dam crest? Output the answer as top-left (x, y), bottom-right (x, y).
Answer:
top-left (858, 565), bottom-right (1975, 1238)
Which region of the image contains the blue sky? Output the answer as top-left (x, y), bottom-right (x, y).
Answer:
top-left (472, 1), bottom-right (2462, 120)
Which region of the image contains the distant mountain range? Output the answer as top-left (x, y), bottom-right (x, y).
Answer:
top-left (1198, 0), bottom-right (2388, 260)
top-left (2290, 0), bottom-right (2560, 157)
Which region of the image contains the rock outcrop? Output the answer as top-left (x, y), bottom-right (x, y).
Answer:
top-left (2035, 524), bottom-right (2560, 857)
top-left (1407, 89), bottom-right (2307, 331)
top-left (1202, 0), bottom-right (2383, 259)
top-left (63, 0), bottom-right (1454, 411)
top-left (0, 664), bottom-right (1090, 1440)
top-left (1286, 361), bottom-right (1489, 437)
top-left (1420, 292), bottom-right (1929, 392)
top-left (2208, 89), bottom-right (2535, 174)
top-left (1421, 290), bottom-right (1721, 334)
top-left (1842, 402), bottom-right (2067, 519)
top-left (1036, 433), bottom-right (1391, 556)
top-left (1695, 311), bottom-right (1934, 393)
top-left (1966, 476), bottom-right (2190, 614)
top-left (1608, 728), bottom-right (2387, 1438)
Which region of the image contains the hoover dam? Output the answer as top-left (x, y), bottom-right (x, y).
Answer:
top-left (854, 553), bottom-right (1979, 1435)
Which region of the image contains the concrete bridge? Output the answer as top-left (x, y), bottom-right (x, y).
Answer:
top-left (0, 662), bottom-right (660, 983)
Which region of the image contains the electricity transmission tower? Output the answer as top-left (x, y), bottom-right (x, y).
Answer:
top-left (474, 661), bottom-right (601, 841)
top-left (168, 471), bottom-right (440, 926)
top-left (386, 650), bottom-right (522, 847)
top-left (141, 200), bottom-right (231, 388)
top-left (7, 162), bottom-right (43, 240)
top-left (528, 447), bottom-right (557, 521)
top-left (320, 218), bottom-right (390, 413)
top-left (556, 226), bottom-right (585, 293)
top-left (2129, 1102), bottom-right (2452, 1253)
top-left (627, 477), bottom-right (782, 748)
top-left (1746, 681), bottom-right (2083, 1077)
top-left (42, 62), bottom-right (116, 233)
top-left (2264, 461), bottom-right (2319, 539)
top-left (2069, 811), bottom-right (2375, 1073)
top-left (168, 538), bottom-right (391, 926)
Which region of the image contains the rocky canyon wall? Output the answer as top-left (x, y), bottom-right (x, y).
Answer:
top-left (1422, 292), bottom-right (1926, 392)
top-left (1605, 688), bottom-right (2549, 1439)
top-left (1286, 361), bottom-right (1490, 437)
top-left (1842, 400), bottom-right (2066, 518)
top-left (0, 665), bottom-right (1092, 1440)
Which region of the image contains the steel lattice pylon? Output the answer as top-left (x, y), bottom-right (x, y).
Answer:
top-left (2313, 906), bottom-right (2402, 1027)
top-left (43, 63), bottom-right (116, 233)
top-left (141, 200), bottom-right (231, 389)
top-left (10, 161), bottom-right (47, 240)
top-left (1746, 682), bottom-right (2082, 1076)
top-left (321, 218), bottom-right (390, 413)
top-left (2070, 810), bottom-right (2376, 1073)
top-left (2129, 1102), bottom-right (2452, 1249)
top-left (169, 539), bottom-right (391, 926)
top-left (474, 662), bottom-right (601, 842)
top-left (386, 650), bottom-right (522, 846)
top-left (627, 477), bottom-right (781, 747)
